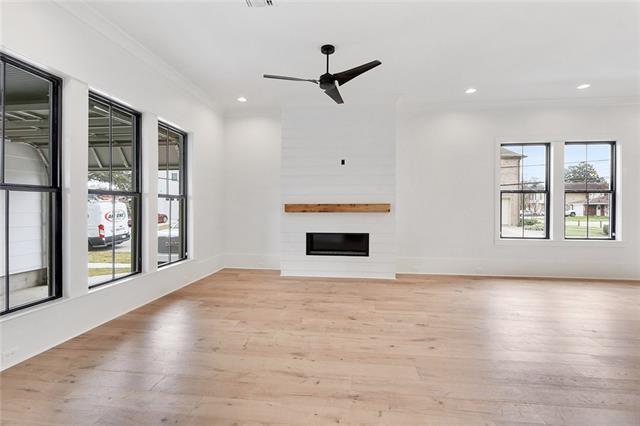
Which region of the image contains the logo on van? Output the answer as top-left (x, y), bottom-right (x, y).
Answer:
top-left (104, 209), bottom-right (127, 222)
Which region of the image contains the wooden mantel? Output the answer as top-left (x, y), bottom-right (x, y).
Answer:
top-left (284, 203), bottom-right (391, 213)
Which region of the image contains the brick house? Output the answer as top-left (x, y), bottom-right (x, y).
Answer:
top-left (565, 182), bottom-right (610, 216)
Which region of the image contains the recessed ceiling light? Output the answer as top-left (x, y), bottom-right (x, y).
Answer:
top-left (576, 84), bottom-right (591, 90)
top-left (237, 96), bottom-right (247, 103)
top-left (465, 88), bottom-right (477, 94)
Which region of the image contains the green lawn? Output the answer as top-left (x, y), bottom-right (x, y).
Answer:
top-left (88, 250), bottom-right (132, 264)
top-left (565, 215), bottom-right (609, 222)
top-left (565, 215), bottom-right (609, 237)
top-left (88, 267), bottom-right (131, 277)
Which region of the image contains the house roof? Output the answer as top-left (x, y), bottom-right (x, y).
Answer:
top-left (500, 147), bottom-right (525, 159)
top-left (564, 182), bottom-right (610, 191)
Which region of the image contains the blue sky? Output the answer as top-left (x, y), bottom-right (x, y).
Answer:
top-left (565, 144), bottom-right (611, 180)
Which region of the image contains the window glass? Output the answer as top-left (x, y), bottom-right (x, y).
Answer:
top-left (157, 196), bottom-right (171, 266)
top-left (522, 193), bottom-right (546, 238)
top-left (587, 144), bottom-right (612, 190)
top-left (158, 125), bottom-right (169, 195)
top-left (500, 145), bottom-right (523, 191)
top-left (587, 193), bottom-right (611, 239)
top-left (88, 98), bottom-right (111, 190)
top-left (167, 129), bottom-right (182, 196)
top-left (500, 193), bottom-right (522, 238)
top-left (8, 191), bottom-right (51, 308)
top-left (169, 198), bottom-right (184, 262)
top-left (521, 145), bottom-right (547, 191)
top-left (111, 108), bottom-right (134, 192)
top-left (116, 195), bottom-right (138, 276)
top-left (87, 195), bottom-right (115, 286)
top-left (3, 64), bottom-right (51, 186)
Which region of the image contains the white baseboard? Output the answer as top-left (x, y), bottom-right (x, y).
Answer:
top-left (396, 256), bottom-right (640, 281)
top-left (280, 270), bottom-right (396, 280)
top-left (224, 254), bottom-right (639, 280)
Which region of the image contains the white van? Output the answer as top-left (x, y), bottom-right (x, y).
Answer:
top-left (157, 221), bottom-right (181, 264)
top-left (87, 198), bottom-right (130, 248)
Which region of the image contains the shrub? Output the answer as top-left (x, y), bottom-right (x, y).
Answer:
top-left (519, 218), bottom-right (538, 227)
top-left (603, 224), bottom-right (610, 235)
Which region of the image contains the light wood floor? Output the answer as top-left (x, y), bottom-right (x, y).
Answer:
top-left (1, 269), bottom-right (639, 425)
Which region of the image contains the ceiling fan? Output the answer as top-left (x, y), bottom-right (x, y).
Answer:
top-left (263, 44), bottom-right (382, 104)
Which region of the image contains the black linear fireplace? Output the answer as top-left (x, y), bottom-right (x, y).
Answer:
top-left (306, 233), bottom-right (369, 257)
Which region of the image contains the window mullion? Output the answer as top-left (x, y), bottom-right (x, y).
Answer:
top-left (1, 60), bottom-right (5, 186)
top-left (518, 192), bottom-right (522, 239)
top-left (4, 190), bottom-right (9, 311)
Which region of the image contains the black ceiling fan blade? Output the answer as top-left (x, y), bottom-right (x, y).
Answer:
top-left (263, 74), bottom-right (318, 84)
top-left (324, 85), bottom-right (344, 104)
top-left (333, 60), bottom-right (382, 86)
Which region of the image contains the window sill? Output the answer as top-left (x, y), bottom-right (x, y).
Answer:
top-left (495, 238), bottom-right (626, 248)
top-left (157, 257), bottom-right (189, 269)
top-left (0, 296), bottom-right (65, 323)
top-left (88, 271), bottom-right (142, 293)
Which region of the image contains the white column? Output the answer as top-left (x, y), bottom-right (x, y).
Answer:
top-left (186, 131), bottom-right (195, 261)
top-left (61, 78), bottom-right (88, 298)
top-left (141, 113), bottom-right (158, 272)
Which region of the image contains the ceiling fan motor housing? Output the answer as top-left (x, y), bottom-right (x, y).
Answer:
top-left (319, 73), bottom-right (336, 90)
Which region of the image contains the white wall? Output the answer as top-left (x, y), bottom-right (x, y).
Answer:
top-left (280, 105), bottom-right (396, 279)
top-left (397, 101), bottom-right (640, 279)
top-left (223, 101), bottom-right (640, 281)
top-left (1, 144), bottom-right (48, 277)
top-left (0, 1), bottom-right (224, 369)
top-left (223, 110), bottom-right (282, 269)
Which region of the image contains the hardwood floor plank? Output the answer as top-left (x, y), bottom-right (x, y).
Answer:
top-left (1, 269), bottom-right (639, 425)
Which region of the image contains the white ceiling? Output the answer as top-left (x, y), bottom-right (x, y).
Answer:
top-left (82, 0), bottom-right (640, 109)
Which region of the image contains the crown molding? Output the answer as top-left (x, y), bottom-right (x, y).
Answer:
top-left (398, 96), bottom-right (640, 113)
top-left (54, 0), bottom-right (220, 113)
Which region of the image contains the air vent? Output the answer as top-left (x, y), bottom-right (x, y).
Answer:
top-left (246, 0), bottom-right (273, 7)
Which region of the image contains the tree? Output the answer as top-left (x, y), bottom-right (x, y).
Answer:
top-left (88, 170), bottom-right (132, 191)
top-left (564, 161), bottom-right (605, 183)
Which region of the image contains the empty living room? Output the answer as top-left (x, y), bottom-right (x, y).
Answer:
top-left (0, 0), bottom-right (639, 424)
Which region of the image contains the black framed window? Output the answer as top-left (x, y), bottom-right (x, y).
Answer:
top-left (0, 54), bottom-right (62, 315)
top-left (87, 92), bottom-right (141, 287)
top-left (157, 122), bottom-right (187, 266)
top-left (564, 142), bottom-right (616, 240)
top-left (499, 144), bottom-right (550, 239)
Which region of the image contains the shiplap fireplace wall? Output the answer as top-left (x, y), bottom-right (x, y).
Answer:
top-left (280, 105), bottom-right (396, 279)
